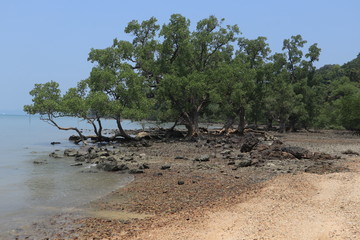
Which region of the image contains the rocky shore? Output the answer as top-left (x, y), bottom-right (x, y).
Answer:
top-left (18, 129), bottom-right (357, 239)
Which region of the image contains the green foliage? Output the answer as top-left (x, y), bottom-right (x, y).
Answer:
top-left (25, 15), bottom-right (360, 137)
top-left (24, 81), bottom-right (62, 116)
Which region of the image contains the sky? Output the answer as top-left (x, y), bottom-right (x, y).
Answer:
top-left (0, 0), bottom-right (359, 113)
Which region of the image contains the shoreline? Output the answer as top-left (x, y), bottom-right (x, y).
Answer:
top-left (18, 130), bottom-right (360, 239)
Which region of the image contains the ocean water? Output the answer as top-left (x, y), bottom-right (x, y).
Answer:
top-left (0, 115), bottom-right (142, 237)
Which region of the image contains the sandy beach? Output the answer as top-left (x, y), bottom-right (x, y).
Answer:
top-left (20, 130), bottom-right (360, 239)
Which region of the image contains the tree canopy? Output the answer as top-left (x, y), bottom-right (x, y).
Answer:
top-left (24, 14), bottom-right (360, 140)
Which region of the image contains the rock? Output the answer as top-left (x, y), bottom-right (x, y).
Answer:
top-left (161, 165), bottom-right (171, 170)
top-left (281, 146), bottom-right (309, 159)
top-left (69, 135), bottom-right (83, 143)
top-left (220, 150), bottom-right (232, 155)
top-left (236, 159), bottom-right (253, 167)
top-left (178, 180), bottom-right (185, 185)
top-left (139, 163), bottom-right (150, 169)
top-left (223, 144), bottom-right (232, 149)
top-left (175, 156), bottom-right (185, 159)
top-left (123, 156), bottom-right (134, 162)
top-left (106, 156), bottom-right (117, 162)
top-left (195, 154), bottom-right (210, 162)
top-left (139, 153), bottom-right (147, 158)
top-left (64, 149), bottom-right (77, 157)
top-left (165, 130), bottom-right (184, 138)
top-left (70, 163), bottom-right (83, 166)
top-left (80, 170), bottom-right (98, 173)
top-left (128, 169), bottom-right (144, 174)
top-left (341, 149), bottom-right (359, 155)
top-left (50, 142), bottom-right (61, 145)
top-left (49, 152), bottom-right (61, 158)
top-left (240, 133), bottom-right (259, 152)
top-left (141, 140), bottom-right (151, 147)
top-left (75, 156), bottom-right (86, 162)
top-left (117, 164), bottom-right (130, 171)
top-left (96, 162), bottom-right (126, 172)
top-left (255, 144), bottom-right (270, 152)
top-left (136, 131), bottom-right (151, 140)
top-left (33, 160), bottom-right (47, 164)
top-left (98, 152), bottom-right (110, 157)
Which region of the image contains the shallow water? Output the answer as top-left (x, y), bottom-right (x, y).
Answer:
top-left (0, 115), bottom-right (138, 237)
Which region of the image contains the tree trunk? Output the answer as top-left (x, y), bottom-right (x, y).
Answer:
top-left (279, 117), bottom-right (286, 133)
top-left (46, 116), bottom-right (86, 144)
top-left (115, 117), bottom-right (133, 140)
top-left (183, 110), bottom-right (199, 138)
top-left (237, 106), bottom-right (246, 135)
top-left (222, 116), bottom-right (235, 133)
top-left (267, 117), bottom-right (273, 131)
top-left (96, 117), bottom-right (103, 140)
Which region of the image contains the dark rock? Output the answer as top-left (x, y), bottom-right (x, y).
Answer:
top-left (128, 169), bottom-right (144, 174)
top-left (75, 156), bottom-right (86, 162)
top-left (175, 156), bottom-right (185, 160)
top-left (237, 159), bottom-right (253, 168)
top-left (178, 180), bottom-right (185, 185)
top-left (80, 170), bottom-right (99, 173)
top-left (240, 133), bottom-right (259, 152)
top-left (106, 156), bottom-right (117, 162)
top-left (64, 149), bottom-right (77, 157)
top-left (33, 160), bottom-right (47, 164)
top-left (161, 165), bottom-right (171, 170)
top-left (139, 163), bottom-right (150, 169)
top-left (70, 163), bottom-right (83, 166)
top-left (69, 135), bottom-right (82, 142)
top-left (341, 149), bottom-right (359, 155)
top-left (98, 152), bottom-right (110, 157)
top-left (117, 164), bottom-right (129, 171)
top-left (97, 162), bottom-right (123, 171)
top-left (165, 130), bottom-right (184, 139)
top-left (141, 140), bottom-right (151, 147)
top-left (281, 146), bottom-right (309, 159)
top-left (123, 156), bottom-right (134, 162)
top-left (50, 142), bottom-right (61, 145)
top-left (195, 154), bottom-right (210, 162)
top-left (223, 144), bottom-right (232, 149)
top-left (220, 150), bottom-right (232, 155)
top-left (49, 152), bottom-right (61, 158)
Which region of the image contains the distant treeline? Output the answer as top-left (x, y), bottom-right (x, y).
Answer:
top-left (24, 14), bottom-right (360, 140)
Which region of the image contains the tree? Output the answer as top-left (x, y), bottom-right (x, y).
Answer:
top-left (87, 47), bottom-right (151, 139)
top-left (156, 15), bottom-right (240, 136)
top-left (340, 91), bottom-right (360, 131)
top-left (24, 81), bottom-right (86, 142)
top-left (237, 36), bottom-right (271, 129)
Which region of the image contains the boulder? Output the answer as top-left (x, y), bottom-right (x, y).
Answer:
top-left (128, 169), bottom-right (144, 174)
top-left (136, 132), bottom-right (151, 140)
top-left (161, 165), bottom-right (171, 170)
top-left (240, 133), bottom-right (259, 152)
top-left (281, 146), bottom-right (309, 159)
top-left (64, 149), bottom-right (77, 157)
top-left (96, 162), bottom-right (128, 172)
top-left (49, 152), bottom-right (61, 158)
top-left (195, 154), bottom-right (210, 162)
top-left (236, 159), bottom-right (253, 168)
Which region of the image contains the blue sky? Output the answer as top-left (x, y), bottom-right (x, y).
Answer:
top-left (1, 0), bottom-right (359, 113)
